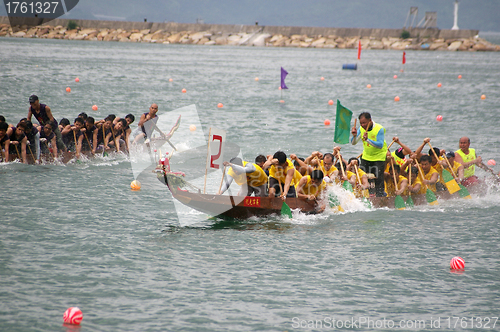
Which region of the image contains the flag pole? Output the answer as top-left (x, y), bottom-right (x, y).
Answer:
top-left (203, 128), bottom-right (212, 194)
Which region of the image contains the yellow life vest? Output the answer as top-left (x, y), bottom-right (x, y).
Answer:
top-left (269, 159), bottom-right (296, 185)
top-left (227, 161), bottom-right (268, 187)
top-left (360, 122), bottom-right (388, 161)
top-left (300, 175), bottom-right (326, 197)
top-left (455, 148), bottom-right (476, 178)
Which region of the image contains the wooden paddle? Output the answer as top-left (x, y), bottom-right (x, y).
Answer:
top-left (428, 143), bottom-right (459, 194)
top-left (443, 155), bottom-right (471, 199)
top-left (337, 152), bottom-right (353, 192)
top-left (217, 165), bottom-right (227, 194)
top-left (278, 174), bottom-right (292, 218)
top-left (414, 159), bottom-right (438, 205)
top-left (479, 162), bottom-right (500, 183)
top-left (390, 158), bottom-right (406, 210)
top-left (83, 132), bottom-right (95, 156)
top-left (26, 141), bottom-right (36, 163)
top-left (314, 156), bottom-right (344, 212)
top-left (406, 166), bottom-right (414, 207)
top-left (101, 125), bottom-right (109, 157)
top-left (354, 164), bottom-right (371, 208)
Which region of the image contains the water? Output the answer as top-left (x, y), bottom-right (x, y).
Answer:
top-left (1, 38), bottom-right (500, 331)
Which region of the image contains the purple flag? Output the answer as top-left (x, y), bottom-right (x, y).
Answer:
top-left (280, 67), bottom-right (288, 89)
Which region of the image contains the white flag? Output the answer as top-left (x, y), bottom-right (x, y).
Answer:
top-left (206, 127), bottom-right (226, 171)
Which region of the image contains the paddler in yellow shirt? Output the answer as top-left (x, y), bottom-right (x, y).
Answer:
top-left (346, 157), bottom-right (370, 196)
top-left (217, 157), bottom-right (268, 197)
top-left (296, 170), bottom-right (328, 213)
top-left (263, 151), bottom-right (297, 200)
top-left (404, 165), bottom-right (426, 195)
top-left (417, 155), bottom-right (439, 193)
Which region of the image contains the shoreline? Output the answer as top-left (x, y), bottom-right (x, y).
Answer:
top-left (1, 17), bottom-right (499, 51)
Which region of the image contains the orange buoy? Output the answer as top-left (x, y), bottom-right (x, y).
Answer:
top-left (66, 87), bottom-right (71, 93)
top-left (92, 105), bottom-right (98, 111)
top-left (169, 78), bottom-right (173, 82)
top-left (366, 84), bottom-right (371, 89)
top-left (217, 103), bottom-right (223, 108)
top-left (279, 100), bottom-right (285, 103)
top-left (328, 100), bottom-right (334, 105)
top-left (255, 77), bottom-right (259, 81)
top-left (320, 77), bottom-right (325, 81)
top-left (481, 94), bottom-right (486, 100)
top-left (182, 88), bottom-right (187, 93)
top-left (130, 180), bottom-right (141, 191)
top-left (324, 119), bottom-right (330, 126)
top-left (458, 75), bottom-right (462, 79)
top-left (189, 124), bottom-right (196, 131)
top-left (437, 83), bottom-right (442, 88)
top-left (394, 96), bottom-right (400, 102)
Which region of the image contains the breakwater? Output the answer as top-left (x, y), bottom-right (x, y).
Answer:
top-left (1, 16), bottom-right (498, 51)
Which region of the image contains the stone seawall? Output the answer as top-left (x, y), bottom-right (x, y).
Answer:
top-left (1, 16), bottom-right (498, 51)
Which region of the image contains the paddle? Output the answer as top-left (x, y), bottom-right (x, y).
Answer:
top-left (217, 165), bottom-right (227, 194)
top-left (479, 162), bottom-right (500, 183)
top-left (101, 125), bottom-right (108, 157)
top-left (314, 156), bottom-right (344, 212)
top-left (443, 155), bottom-right (471, 199)
top-left (26, 141), bottom-right (36, 163)
top-left (337, 152), bottom-right (353, 192)
top-left (415, 159), bottom-right (438, 205)
top-left (13, 143), bottom-right (21, 161)
top-left (83, 132), bottom-right (95, 156)
top-left (390, 158), bottom-right (406, 210)
top-left (278, 177), bottom-right (292, 218)
top-left (406, 166), bottom-right (414, 207)
top-left (428, 143), bottom-right (459, 194)
top-left (354, 164), bottom-right (371, 208)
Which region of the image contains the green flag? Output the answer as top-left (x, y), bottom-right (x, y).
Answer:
top-left (334, 100), bottom-right (353, 144)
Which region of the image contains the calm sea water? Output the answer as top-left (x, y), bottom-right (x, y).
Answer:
top-left (1, 37), bottom-right (500, 332)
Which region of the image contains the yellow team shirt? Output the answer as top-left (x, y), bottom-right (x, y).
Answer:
top-left (385, 174), bottom-right (407, 197)
top-left (269, 159), bottom-right (297, 185)
top-left (403, 176), bottom-right (426, 195)
top-left (418, 167), bottom-right (439, 193)
top-left (227, 161), bottom-right (268, 187)
top-left (317, 160), bottom-right (337, 177)
top-left (299, 175), bottom-right (327, 197)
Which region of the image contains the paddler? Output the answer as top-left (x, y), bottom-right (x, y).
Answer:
top-left (416, 155), bottom-right (439, 193)
top-left (351, 112), bottom-right (388, 197)
top-left (217, 157), bottom-right (268, 197)
top-left (27, 95), bottom-right (66, 152)
top-left (263, 151), bottom-right (297, 200)
top-left (438, 151), bottom-right (465, 184)
top-left (296, 169), bottom-right (327, 212)
top-left (455, 136), bottom-right (482, 187)
top-left (384, 162), bottom-right (408, 197)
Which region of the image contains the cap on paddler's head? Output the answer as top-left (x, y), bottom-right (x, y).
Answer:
top-left (394, 147), bottom-right (405, 159)
top-left (29, 95), bottom-right (38, 103)
top-left (446, 151), bottom-right (455, 158)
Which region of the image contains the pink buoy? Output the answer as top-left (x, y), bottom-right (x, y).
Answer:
top-left (63, 307), bottom-right (83, 325)
top-left (92, 105), bottom-right (98, 111)
top-left (394, 96), bottom-right (400, 102)
top-left (487, 159), bottom-right (496, 166)
top-left (66, 87), bottom-right (71, 93)
top-left (393, 75), bottom-right (398, 79)
top-left (450, 256), bottom-right (465, 270)
top-left (324, 119), bottom-right (330, 126)
top-left (436, 115), bottom-right (443, 122)
top-left (217, 103), bottom-right (223, 108)
top-left (328, 100), bottom-right (334, 105)
top-left (75, 77), bottom-right (80, 82)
